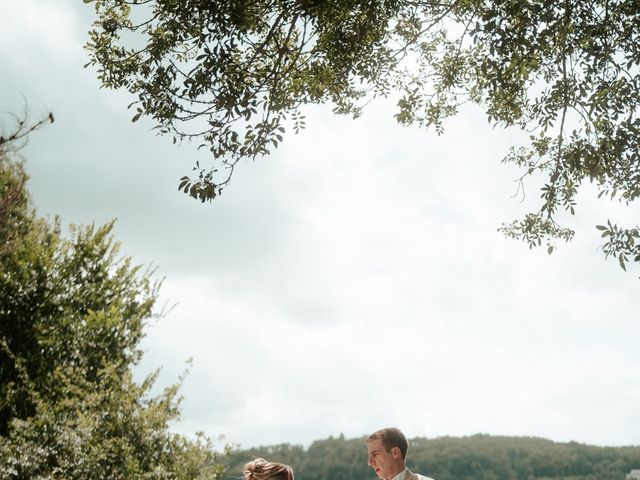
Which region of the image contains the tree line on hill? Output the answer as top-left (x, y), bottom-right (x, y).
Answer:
top-left (226, 434), bottom-right (640, 480)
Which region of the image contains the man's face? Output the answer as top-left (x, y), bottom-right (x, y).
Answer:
top-left (367, 438), bottom-right (400, 480)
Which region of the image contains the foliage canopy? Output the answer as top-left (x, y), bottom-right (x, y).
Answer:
top-left (85, 0), bottom-right (640, 270)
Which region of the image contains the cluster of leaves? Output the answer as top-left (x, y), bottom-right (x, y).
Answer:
top-left (473, 0), bottom-right (640, 270)
top-left (0, 118), bottom-right (229, 479)
top-left (85, 0), bottom-right (405, 201)
top-left (596, 221), bottom-right (640, 271)
top-left (85, 0), bottom-right (640, 271)
top-left (226, 434), bottom-right (640, 480)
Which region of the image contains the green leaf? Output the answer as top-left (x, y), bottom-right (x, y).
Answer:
top-left (619, 255), bottom-right (627, 271)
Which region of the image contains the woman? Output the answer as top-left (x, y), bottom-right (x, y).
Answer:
top-left (243, 458), bottom-right (294, 480)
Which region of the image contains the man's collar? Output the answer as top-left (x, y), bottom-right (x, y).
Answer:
top-left (390, 467), bottom-right (410, 480)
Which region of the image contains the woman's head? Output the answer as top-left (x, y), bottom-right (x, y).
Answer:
top-left (243, 458), bottom-right (294, 480)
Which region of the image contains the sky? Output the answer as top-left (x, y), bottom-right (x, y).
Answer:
top-left (2, 0), bottom-right (639, 452)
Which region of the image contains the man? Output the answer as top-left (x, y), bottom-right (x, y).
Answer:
top-left (366, 427), bottom-right (435, 480)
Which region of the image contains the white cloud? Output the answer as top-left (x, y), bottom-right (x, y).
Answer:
top-left (4, 0), bottom-right (640, 452)
top-left (0, 0), bottom-right (81, 76)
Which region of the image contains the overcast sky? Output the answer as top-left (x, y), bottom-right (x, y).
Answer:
top-left (2, 0), bottom-right (639, 451)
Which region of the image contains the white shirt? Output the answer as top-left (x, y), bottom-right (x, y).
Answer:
top-left (391, 468), bottom-right (412, 480)
top-left (391, 467), bottom-right (435, 480)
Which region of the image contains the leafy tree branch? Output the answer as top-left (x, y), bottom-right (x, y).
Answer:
top-left (85, 0), bottom-right (640, 271)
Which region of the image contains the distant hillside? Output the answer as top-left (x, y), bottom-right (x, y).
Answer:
top-left (225, 434), bottom-right (640, 480)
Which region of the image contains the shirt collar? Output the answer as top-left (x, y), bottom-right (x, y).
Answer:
top-left (390, 467), bottom-right (410, 480)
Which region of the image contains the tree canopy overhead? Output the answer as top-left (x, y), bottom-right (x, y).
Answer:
top-left (85, 0), bottom-right (640, 270)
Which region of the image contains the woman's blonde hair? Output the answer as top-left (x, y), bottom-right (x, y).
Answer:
top-left (243, 458), bottom-right (294, 480)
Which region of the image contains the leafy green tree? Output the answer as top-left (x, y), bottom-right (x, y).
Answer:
top-left (85, 0), bottom-right (640, 270)
top-left (0, 118), bottom-right (228, 479)
top-left (0, 113), bottom-right (51, 254)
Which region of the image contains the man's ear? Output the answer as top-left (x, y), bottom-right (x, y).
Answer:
top-left (391, 447), bottom-right (401, 460)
